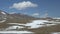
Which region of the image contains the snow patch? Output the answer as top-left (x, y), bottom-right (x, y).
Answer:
top-left (46, 24), bottom-right (56, 26)
top-left (51, 32), bottom-right (60, 34)
top-left (7, 23), bottom-right (25, 25)
top-left (0, 31), bottom-right (34, 33)
top-left (5, 26), bottom-right (24, 30)
top-left (1, 12), bottom-right (6, 15)
top-left (25, 20), bottom-right (56, 28)
top-left (0, 20), bottom-right (6, 23)
top-left (7, 20), bottom-right (57, 29)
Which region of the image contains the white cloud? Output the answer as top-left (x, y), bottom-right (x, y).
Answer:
top-left (10, 1), bottom-right (38, 10)
top-left (32, 13), bottom-right (39, 16)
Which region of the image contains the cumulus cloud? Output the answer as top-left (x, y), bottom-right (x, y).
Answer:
top-left (10, 1), bottom-right (38, 10)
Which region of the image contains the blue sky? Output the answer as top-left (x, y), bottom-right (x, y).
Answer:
top-left (0, 0), bottom-right (60, 18)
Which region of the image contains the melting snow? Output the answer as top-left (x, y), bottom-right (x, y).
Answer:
top-left (0, 20), bottom-right (6, 23)
top-left (5, 25), bottom-right (24, 30)
top-left (51, 32), bottom-right (60, 34)
top-left (1, 12), bottom-right (6, 15)
top-left (46, 24), bottom-right (56, 26)
top-left (25, 20), bottom-right (56, 28)
top-left (0, 31), bottom-right (34, 33)
top-left (7, 23), bottom-right (25, 25)
top-left (25, 20), bottom-right (48, 26)
top-left (6, 20), bottom-right (57, 29)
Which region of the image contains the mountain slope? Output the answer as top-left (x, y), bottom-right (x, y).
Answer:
top-left (0, 10), bottom-right (37, 23)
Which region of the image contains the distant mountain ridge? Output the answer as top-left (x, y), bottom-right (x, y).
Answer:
top-left (0, 10), bottom-right (37, 23)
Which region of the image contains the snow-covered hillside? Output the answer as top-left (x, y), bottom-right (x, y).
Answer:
top-left (0, 11), bottom-right (7, 23)
top-left (5, 20), bottom-right (57, 30)
top-left (25, 20), bottom-right (56, 28)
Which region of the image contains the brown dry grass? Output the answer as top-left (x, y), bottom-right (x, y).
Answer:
top-left (26, 24), bottom-right (60, 34)
top-left (0, 23), bottom-right (60, 34)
